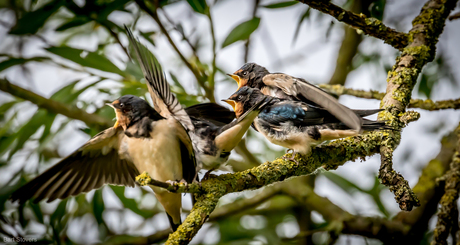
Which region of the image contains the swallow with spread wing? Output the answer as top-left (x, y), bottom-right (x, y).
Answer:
top-left (229, 63), bottom-right (363, 132)
top-left (10, 93), bottom-right (196, 232)
top-left (227, 87), bottom-right (391, 164)
top-left (126, 28), bottom-right (270, 177)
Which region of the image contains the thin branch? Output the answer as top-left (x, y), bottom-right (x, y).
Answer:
top-left (205, 9), bottom-right (217, 101)
top-left (243, 0), bottom-right (260, 63)
top-left (449, 11), bottom-right (460, 20)
top-left (134, 0), bottom-right (206, 87)
top-left (296, 0), bottom-right (408, 50)
top-left (319, 84), bottom-right (460, 111)
top-left (328, 0), bottom-right (369, 86)
top-left (0, 79), bottom-right (112, 130)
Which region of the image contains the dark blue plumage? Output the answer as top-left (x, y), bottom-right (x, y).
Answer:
top-left (227, 87), bottom-right (391, 163)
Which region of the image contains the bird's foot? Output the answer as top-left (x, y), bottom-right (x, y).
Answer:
top-left (283, 150), bottom-right (300, 166)
top-left (202, 168), bottom-right (216, 181)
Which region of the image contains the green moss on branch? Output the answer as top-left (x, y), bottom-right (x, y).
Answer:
top-left (296, 0), bottom-right (408, 50)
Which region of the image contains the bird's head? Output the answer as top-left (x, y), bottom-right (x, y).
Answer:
top-left (108, 95), bottom-right (155, 130)
top-left (223, 87), bottom-right (266, 118)
top-left (228, 63), bottom-right (269, 90)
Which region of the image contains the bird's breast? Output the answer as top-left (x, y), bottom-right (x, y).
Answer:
top-left (119, 119), bottom-right (183, 185)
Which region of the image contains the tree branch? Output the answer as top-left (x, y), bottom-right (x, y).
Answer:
top-left (432, 129), bottom-right (460, 244)
top-left (319, 84), bottom-right (460, 111)
top-left (394, 124), bottom-right (459, 243)
top-left (0, 79), bottom-right (112, 130)
top-left (243, 0), bottom-right (260, 63)
top-left (376, 0), bottom-right (458, 211)
top-left (296, 0), bottom-right (408, 50)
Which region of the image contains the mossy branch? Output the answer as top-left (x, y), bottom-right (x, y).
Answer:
top-left (376, 0), bottom-right (458, 211)
top-left (432, 125), bottom-right (460, 245)
top-left (319, 84), bottom-right (460, 111)
top-left (0, 78), bottom-right (112, 130)
top-left (296, 0), bottom-right (408, 50)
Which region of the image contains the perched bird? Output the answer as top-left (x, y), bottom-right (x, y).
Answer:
top-left (10, 94), bottom-right (196, 232)
top-left (226, 87), bottom-right (390, 163)
top-left (229, 63), bottom-right (363, 132)
top-left (126, 28), bottom-right (270, 177)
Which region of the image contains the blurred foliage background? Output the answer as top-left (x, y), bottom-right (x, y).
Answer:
top-left (0, 0), bottom-right (459, 244)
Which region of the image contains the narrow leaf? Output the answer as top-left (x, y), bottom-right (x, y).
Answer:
top-left (187, 0), bottom-right (208, 14)
top-left (9, 0), bottom-right (65, 35)
top-left (46, 46), bottom-right (126, 76)
top-left (263, 1), bottom-right (299, 9)
top-left (0, 57), bottom-right (50, 72)
top-left (222, 18), bottom-right (260, 48)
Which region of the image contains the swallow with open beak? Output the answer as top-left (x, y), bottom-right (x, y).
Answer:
top-left (227, 87), bottom-right (391, 164)
top-left (126, 27), bottom-right (269, 178)
top-left (229, 63), bottom-right (363, 132)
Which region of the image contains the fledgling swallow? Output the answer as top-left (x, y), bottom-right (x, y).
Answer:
top-left (229, 63), bottom-right (363, 132)
top-left (227, 87), bottom-right (391, 164)
top-left (10, 93), bottom-right (196, 232)
top-left (126, 28), bottom-right (269, 178)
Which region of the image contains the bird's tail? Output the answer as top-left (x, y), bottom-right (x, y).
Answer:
top-left (361, 119), bottom-right (394, 131)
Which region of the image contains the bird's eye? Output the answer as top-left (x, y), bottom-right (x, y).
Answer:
top-left (237, 95), bottom-right (244, 101)
top-left (119, 103), bottom-right (124, 108)
top-left (243, 71), bottom-right (248, 76)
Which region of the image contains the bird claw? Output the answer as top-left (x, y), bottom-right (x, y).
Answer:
top-left (202, 168), bottom-right (216, 181)
top-left (283, 151), bottom-right (300, 166)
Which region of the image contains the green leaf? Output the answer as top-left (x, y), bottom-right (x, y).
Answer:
top-left (222, 18), bottom-right (260, 48)
top-left (292, 7), bottom-right (311, 45)
top-left (29, 202), bottom-right (44, 224)
top-left (46, 46), bottom-right (126, 76)
top-left (263, 1), bottom-right (299, 9)
top-left (8, 109), bottom-right (56, 159)
top-left (110, 186), bottom-right (155, 218)
top-left (50, 199), bottom-right (68, 230)
top-left (9, 0), bottom-right (65, 35)
top-left (0, 57), bottom-right (50, 72)
top-left (92, 189), bottom-right (105, 225)
top-left (186, 0), bottom-right (208, 14)
top-left (369, 0), bottom-right (386, 21)
top-left (56, 17), bottom-right (91, 31)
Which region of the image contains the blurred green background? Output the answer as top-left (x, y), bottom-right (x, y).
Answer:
top-left (0, 0), bottom-right (459, 244)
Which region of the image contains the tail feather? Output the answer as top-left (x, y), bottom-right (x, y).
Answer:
top-left (361, 119), bottom-right (394, 131)
top-left (352, 109), bottom-right (383, 117)
top-left (167, 213), bottom-right (180, 232)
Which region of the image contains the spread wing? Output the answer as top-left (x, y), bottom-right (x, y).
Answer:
top-left (10, 127), bottom-right (139, 203)
top-left (262, 73), bottom-right (362, 131)
top-left (126, 27), bottom-right (193, 131)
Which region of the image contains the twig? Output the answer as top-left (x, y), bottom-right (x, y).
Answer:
top-left (243, 0), bottom-right (260, 63)
top-left (449, 11), bottom-right (460, 20)
top-left (134, 0), bottom-right (205, 85)
top-left (296, 0), bottom-right (408, 50)
top-left (205, 10), bottom-right (217, 102)
top-left (319, 84), bottom-right (460, 111)
top-left (0, 79), bottom-right (112, 130)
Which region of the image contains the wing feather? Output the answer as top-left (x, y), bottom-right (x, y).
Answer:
top-left (125, 27), bottom-right (193, 131)
top-left (10, 127), bottom-right (139, 204)
top-left (262, 73), bottom-right (362, 131)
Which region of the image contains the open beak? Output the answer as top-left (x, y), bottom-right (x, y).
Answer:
top-left (227, 74), bottom-right (241, 86)
top-left (106, 102), bottom-right (119, 128)
top-left (222, 99), bottom-right (236, 111)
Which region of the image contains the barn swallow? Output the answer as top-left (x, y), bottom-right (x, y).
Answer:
top-left (10, 94), bottom-right (196, 232)
top-left (227, 87), bottom-right (390, 164)
top-left (126, 28), bottom-right (269, 177)
top-left (229, 63), bottom-right (363, 132)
